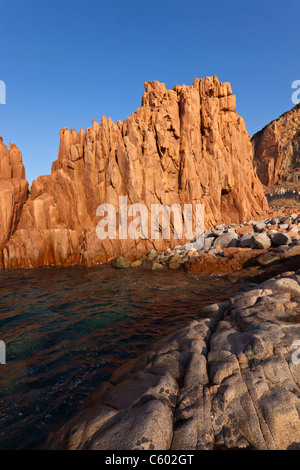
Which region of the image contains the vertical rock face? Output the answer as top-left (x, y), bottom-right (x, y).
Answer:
top-left (1, 77), bottom-right (268, 268)
top-left (0, 138), bottom-right (28, 248)
top-left (252, 104), bottom-right (300, 186)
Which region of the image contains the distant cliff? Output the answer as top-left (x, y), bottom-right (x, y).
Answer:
top-left (0, 76), bottom-right (268, 269)
top-left (252, 104), bottom-right (300, 186)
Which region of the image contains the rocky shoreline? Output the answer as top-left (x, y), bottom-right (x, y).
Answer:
top-left (111, 211), bottom-right (300, 276)
top-left (45, 270), bottom-right (300, 450)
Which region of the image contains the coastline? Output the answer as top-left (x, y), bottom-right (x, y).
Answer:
top-left (1, 1), bottom-right (300, 454)
top-left (45, 268), bottom-right (300, 450)
top-left (109, 209), bottom-right (300, 279)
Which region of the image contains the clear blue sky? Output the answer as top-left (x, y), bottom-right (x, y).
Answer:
top-left (0, 0), bottom-right (299, 183)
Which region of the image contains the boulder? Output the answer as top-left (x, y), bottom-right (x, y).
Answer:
top-left (111, 256), bottom-right (131, 268)
top-left (254, 221), bottom-right (267, 232)
top-left (184, 249), bottom-right (266, 274)
top-left (257, 244), bottom-right (300, 266)
top-left (142, 260), bottom-right (164, 270)
top-left (169, 259), bottom-right (182, 270)
top-left (270, 232), bottom-right (292, 246)
top-left (203, 237), bottom-right (214, 251)
top-left (240, 232), bottom-right (254, 248)
top-left (250, 233), bottom-right (271, 249)
top-left (213, 232), bottom-right (238, 249)
top-left (131, 259), bottom-right (143, 267)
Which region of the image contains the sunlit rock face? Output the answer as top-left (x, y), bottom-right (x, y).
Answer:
top-left (0, 76), bottom-right (267, 268)
top-left (0, 138), bottom-right (28, 249)
top-left (252, 104), bottom-right (300, 186)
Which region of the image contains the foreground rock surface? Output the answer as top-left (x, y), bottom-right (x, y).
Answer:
top-left (46, 272), bottom-right (300, 450)
top-left (0, 76), bottom-right (267, 268)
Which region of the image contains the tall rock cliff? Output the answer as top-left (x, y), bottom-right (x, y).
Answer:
top-left (0, 76), bottom-right (268, 268)
top-left (252, 104), bottom-right (300, 186)
top-left (0, 138), bottom-right (28, 248)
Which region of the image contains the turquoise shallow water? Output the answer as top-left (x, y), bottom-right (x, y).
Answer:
top-left (0, 265), bottom-right (249, 449)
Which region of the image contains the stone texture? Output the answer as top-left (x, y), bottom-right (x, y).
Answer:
top-left (45, 272), bottom-right (300, 450)
top-left (270, 232), bottom-right (292, 246)
top-left (252, 104), bottom-right (300, 186)
top-left (250, 233), bottom-right (272, 249)
top-left (257, 245), bottom-right (300, 267)
top-left (111, 256), bottom-right (131, 268)
top-left (0, 76), bottom-right (268, 268)
top-left (0, 138), bottom-right (28, 248)
top-left (212, 231), bottom-right (238, 249)
top-left (240, 232), bottom-right (254, 248)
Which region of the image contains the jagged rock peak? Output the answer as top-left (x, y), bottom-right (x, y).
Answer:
top-left (1, 76), bottom-right (268, 268)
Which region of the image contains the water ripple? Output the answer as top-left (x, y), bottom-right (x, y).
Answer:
top-left (0, 265), bottom-right (248, 449)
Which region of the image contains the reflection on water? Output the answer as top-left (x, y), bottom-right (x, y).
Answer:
top-left (0, 265), bottom-right (248, 449)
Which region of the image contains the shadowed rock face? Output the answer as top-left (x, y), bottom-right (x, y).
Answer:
top-left (0, 76), bottom-right (268, 268)
top-left (0, 138), bottom-right (28, 248)
top-left (252, 104), bottom-right (300, 186)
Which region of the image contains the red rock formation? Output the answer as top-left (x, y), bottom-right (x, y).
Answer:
top-left (0, 76), bottom-right (268, 268)
top-left (0, 138), bottom-right (28, 248)
top-left (252, 104), bottom-right (300, 186)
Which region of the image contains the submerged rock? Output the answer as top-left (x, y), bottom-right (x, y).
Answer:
top-left (142, 259), bottom-right (164, 270)
top-left (130, 259), bottom-right (143, 267)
